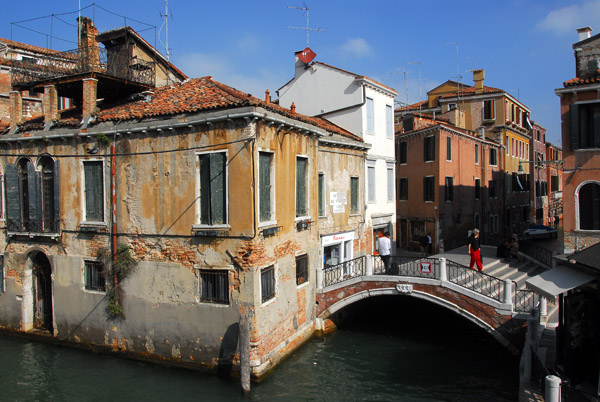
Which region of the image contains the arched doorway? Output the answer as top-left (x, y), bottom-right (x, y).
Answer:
top-left (31, 252), bottom-right (53, 332)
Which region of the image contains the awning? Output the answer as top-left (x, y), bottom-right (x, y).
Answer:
top-left (526, 265), bottom-right (596, 299)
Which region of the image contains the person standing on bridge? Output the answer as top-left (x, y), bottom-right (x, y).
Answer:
top-left (378, 231), bottom-right (392, 273)
top-left (468, 228), bottom-right (483, 272)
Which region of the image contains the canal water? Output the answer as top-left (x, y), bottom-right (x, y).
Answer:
top-left (0, 296), bottom-right (519, 401)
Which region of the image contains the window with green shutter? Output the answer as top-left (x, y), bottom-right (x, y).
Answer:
top-left (259, 152), bottom-right (273, 222)
top-left (296, 157), bottom-right (307, 217)
top-left (318, 172), bottom-right (325, 217)
top-left (199, 152), bottom-right (227, 225)
top-left (350, 177), bottom-right (359, 214)
top-left (84, 161), bottom-right (104, 222)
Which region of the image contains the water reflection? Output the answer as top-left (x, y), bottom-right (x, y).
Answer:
top-left (0, 296), bottom-right (519, 401)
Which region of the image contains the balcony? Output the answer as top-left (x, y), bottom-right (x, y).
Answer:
top-left (11, 46), bottom-right (155, 89)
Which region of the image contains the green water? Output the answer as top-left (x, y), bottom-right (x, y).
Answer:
top-left (0, 296), bottom-right (519, 401)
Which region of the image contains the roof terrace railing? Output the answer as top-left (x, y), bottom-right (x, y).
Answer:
top-left (11, 46), bottom-right (155, 88)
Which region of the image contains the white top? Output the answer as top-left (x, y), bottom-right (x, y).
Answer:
top-left (378, 236), bottom-right (391, 256)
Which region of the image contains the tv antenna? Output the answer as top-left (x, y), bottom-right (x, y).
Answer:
top-left (445, 42), bottom-right (462, 101)
top-left (391, 68), bottom-right (408, 109)
top-left (159, 0), bottom-right (171, 61)
top-left (287, 5), bottom-right (325, 47)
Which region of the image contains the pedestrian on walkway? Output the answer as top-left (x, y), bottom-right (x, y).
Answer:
top-left (378, 231), bottom-right (392, 273)
top-left (468, 228), bottom-right (483, 272)
top-left (419, 234), bottom-right (428, 257)
top-left (427, 232), bottom-right (433, 255)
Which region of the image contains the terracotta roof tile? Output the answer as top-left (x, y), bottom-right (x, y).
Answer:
top-left (439, 85), bottom-right (504, 98)
top-left (93, 77), bottom-right (363, 142)
top-left (0, 37), bottom-right (63, 56)
top-left (563, 72), bottom-right (600, 87)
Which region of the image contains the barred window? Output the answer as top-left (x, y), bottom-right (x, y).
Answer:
top-left (200, 270), bottom-right (229, 304)
top-left (296, 255), bottom-right (308, 285)
top-left (261, 265), bottom-right (275, 303)
top-left (85, 260), bottom-right (105, 292)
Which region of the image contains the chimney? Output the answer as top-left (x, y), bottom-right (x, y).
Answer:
top-left (478, 127), bottom-right (485, 139)
top-left (473, 69), bottom-right (485, 94)
top-left (44, 85), bottom-right (59, 123)
top-left (294, 51), bottom-right (308, 77)
top-left (577, 27), bottom-right (592, 42)
top-left (265, 89), bottom-right (270, 103)
top-left (9, 91), bottom-right (23, 129)
top-left (290, 102), bottom-right (296, 115)
top-left (82, 78), bottom-right (98, 122)
top-left (78, 17), bottom-right (100, 71)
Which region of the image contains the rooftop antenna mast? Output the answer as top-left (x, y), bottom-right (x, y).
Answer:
top-left (287, 5), bottom-right (325, 47)
top-left (407, 61), bottom-right (422, 117)
top-left (160, 0), bottom-right (170, 61)
top-left (445, 42), bottom-right (461, 102)
top-left (391, 68), bottom-right (408, 109)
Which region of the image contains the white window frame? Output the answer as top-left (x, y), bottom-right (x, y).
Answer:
top-left (82, 259), bottom-right (106, 294)
top-left (387, 166), bottom-right (394, 202)
top-left (195, 150), bottom-right (230, 228)
top-left (446, 136), bottom-right (452, 162)
top-left (258, 150), bottom-right (276, 227)
top-left (367, 164), bottom-right (376, 203)
top-left (386, 104), bottom-right (393, 139)
top-left (295, 155), bottom-right (310, 220)
top-left (574, 180), bottom-right (600, 232)
top-left (318, 171), bottom-right (326, 218)
top-left (366, 97), bottom-right (374, 133)
top-left (260, 264), bottom-right (277, 306)
top-left (81, 158), bottom-right (106, 226)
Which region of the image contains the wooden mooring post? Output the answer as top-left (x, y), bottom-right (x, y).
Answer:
top-left (239, 314), bottom-right (251, 395)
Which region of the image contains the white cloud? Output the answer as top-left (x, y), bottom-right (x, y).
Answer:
top-left (338, 38), bottom-right (373, 58)
top-left (537, 0), bottom-right (600, 36)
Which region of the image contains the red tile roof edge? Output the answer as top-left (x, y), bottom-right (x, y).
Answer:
top-left (0, 37), bottom-right (64, 56)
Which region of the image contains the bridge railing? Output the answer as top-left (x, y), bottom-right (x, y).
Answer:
top-left (373, 255), bottom-right (433, 277)
top-left (514, 287), bottom-right (539, 313)
top-left (519, 240), bottom-right (556, 268)
top-left (446, 260), bottom-right (504, 302)
top-left (323, 256), bottom-right (367, 288)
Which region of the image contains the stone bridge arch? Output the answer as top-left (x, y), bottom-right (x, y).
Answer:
top-left (316, 279), bottom-right (526, 354)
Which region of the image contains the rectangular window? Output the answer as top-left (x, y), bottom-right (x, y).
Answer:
top-left (489, 148), bottom-right (498, 166)
top-left (366, 97), bottom-right (374, 132)
top-left (424, 136), bottom-right (435, 162)
top-left (296, 157), bottom-right (308, 217)
top-left (446, 137), bottom-right (452, 161)
top-left (483, 99), bottom-right (495, 120)
top-left (368, 166), bottom-right (375, 203)
top-left (387, 168), bottom-right (394, 201)
top-left (506, 135), bottom-right (509, 155)
top-left (423, 176), bottom-right (435, 202)
top-left (261, 265), bottom-right (275, 303)
top-left (489, 180), bottom-right (497, 198)
top-left (386, 105), bottom-right (393, 138)
top-left (570, 102), bottom-right (600, 149)
top-left (350, 177), bottom-right (359, 214)
top-left (551, 175), bottom-right (559, 192)
top-left (448, 103), bottom-right (457, 111)
top-left (259, 152), bottom-right (273, 223)
top-left (83, 160), bottom-right (104, 222)
top-left (200, 270), bottom-right (229, 304)
top-left (475, 144), bottom-right (480, 164)
top-left (512, 138), bottom-right (515, 156)
top-left (475, 178), bottom-right (481, 200)
top-left (398, 141), bottom-right (407, 164)
top-left (296, 254), bottom-right (308, 286)
top-left (199, 152), bottom-right (227, 225)
top-left (445, 176), bottom-right (453, 202)
top-left (84, 260), bottom-right (105, 292)
top-left (398, 178), bottom-right (408, 201)
top-left (318, 172), bottom-right (325, 217)
top-left (0, 255), bottom-right (4, 294)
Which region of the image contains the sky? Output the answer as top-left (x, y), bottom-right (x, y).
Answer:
top-left (2, 0), bottom-right (599, 146)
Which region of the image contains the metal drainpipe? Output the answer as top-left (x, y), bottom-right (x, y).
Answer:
top-left (111, 139), bottom-right (118, 293)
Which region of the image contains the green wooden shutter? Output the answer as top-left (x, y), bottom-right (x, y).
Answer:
top-left (259, 153), bottom-right (271, 222)
top-left (28, 163), bottom-right (42, 232)
top-left (296, 158), bottom-right (306, 217)
top-left (84, 162), bottom-right (103, 222)
top-left (570, 104), bottom-right (580, 150)
top-left (199, 155), bottom-right (210, 224)
top-left (209, 152), bottom-right (226, 225)
top-left (5, 164), bottom-right (21, 230)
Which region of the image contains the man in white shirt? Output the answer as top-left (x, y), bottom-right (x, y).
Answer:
top-left (377, 231), bottom-right (392, 273)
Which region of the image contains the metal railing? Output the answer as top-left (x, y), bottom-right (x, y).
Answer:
top-left (11, 46), bottom-right (155, 87)
top-left (531, 348), bottom-right (552, 399)
top-left (446, 260), bottom-right (504, 302)
top-left (520, 239), bottom-right (556, 268)
top-left (323, 256), bottom-right (366, 287)
top-left (7, 218), bottom-right (60, 235)
top-left (561, 384), bottom-right (600, 401)
top-left (514, 287), bottom-right (539, 313)
top-left (372, 255), bottom-right (421, 275)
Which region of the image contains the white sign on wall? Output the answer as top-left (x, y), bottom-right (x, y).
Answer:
top-left (330, 192), bottom-right (347, 213)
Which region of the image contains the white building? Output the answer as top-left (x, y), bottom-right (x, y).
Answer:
top-left (278, 52), bottom-right (398, 256)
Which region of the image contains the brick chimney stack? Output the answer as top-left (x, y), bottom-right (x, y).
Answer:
top-left (265, 89), bottom-right (270, 103)
top-left (9, 91), bottom-right (23, 130)
top-left (82, 78), bottom-right (98, 121)
top-left (473, 69), bottom-right (485, 94)
top-left (78, 17), bottom-right (100, 71)
top-left (44, 85), bottom-right (59, 123)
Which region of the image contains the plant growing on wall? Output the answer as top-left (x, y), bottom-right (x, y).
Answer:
top-left (97, 132), bottom-right (112, 147)
top-left (98, 244), bottom-right (138, 319)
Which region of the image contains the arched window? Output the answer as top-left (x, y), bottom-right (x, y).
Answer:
top-left (6, 157), bottom-right (60, 234)
top-left (578, 182), bottom-right (600, 230)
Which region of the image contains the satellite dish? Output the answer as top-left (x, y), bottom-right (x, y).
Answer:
top-left (298, 47), bottom-right (316, 64)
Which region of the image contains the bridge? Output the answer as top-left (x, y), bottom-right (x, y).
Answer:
top-left (314, 243), bottom-right (556, 354)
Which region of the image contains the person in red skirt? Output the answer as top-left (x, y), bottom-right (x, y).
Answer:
top-left (468, 228), bottom-right (483, 271)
